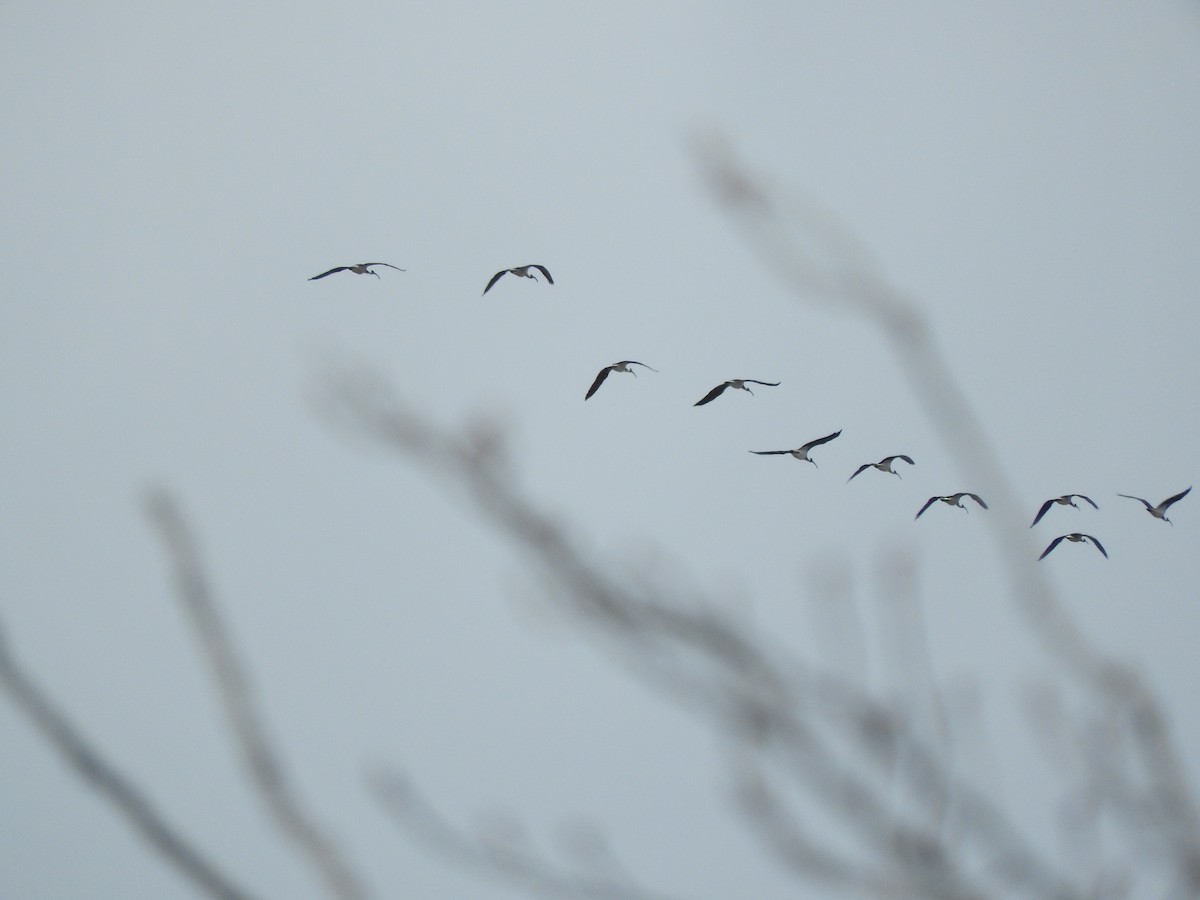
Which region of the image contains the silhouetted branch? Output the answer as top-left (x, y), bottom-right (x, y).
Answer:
top-left (0, 613), bottom-right (262, 900)
top-left (144, 488), bottom-right (370, 900)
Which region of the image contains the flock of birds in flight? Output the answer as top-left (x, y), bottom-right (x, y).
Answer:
top-left (308, 261), bottom-right (1191, 561)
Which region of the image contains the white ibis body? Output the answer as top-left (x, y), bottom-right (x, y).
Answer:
top-left (750, 431), bottom-right (841, 467)
top-left (1117, 487), bottom-right (1191, 524)
top-left (585, 361), bottom-right (658, 400)
top-left (1030, 494), bottom-right (1098, 527)
top-left (694, 379), bottom-right (780, 406)
top-left (848, 454), bottom-right (915, 482)
top-left (482, 265), bottom-right (554, 295)
top-left (915, 492), bottom-right (988, 520)
top-left (308, 262), bottom-right (405, 280)
top-left (1039, 533), bottom-right (1108, 560)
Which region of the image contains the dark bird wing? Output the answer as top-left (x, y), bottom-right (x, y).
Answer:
top-left (847, 463), bottom-right (871, 482)
top-left (749, 450), bottom-right (790, 456)
top-left (965, 492), bottom-right (988, 509)
top-left (743, 380), bottom-right (781, 387)
top-left (584, 366), bottom-right (613, 400)
top-left (308, 266), bottom-right (349, 281)
top-left (892, 454), bottom-right (916, 466)
top-left (694, 383), bottom-right (730, 406)
top-left (1117, 493), bottom-right (1153, 511)
top-left (1039, 535), bottom-right (1067, 560)
top-left (801, 430), bottom-right (842, 451)
top-left (1083, 534), bottom-right (1108, 558)
top-left (1074, 494), bottom-right (1099, 509)
top-left (622, 361), bottom-right (658, 372)
top-left (482, 270), bottom-right (508, 295)
top-left (362, 262), bottom-right (406, 272)
top-left (915, 496), bottom-right (940, 519)
top-left (1161, 486), bottom-right (1192, 511)
top-left (530, 264), bottom-right (554, 284)
top-left (1030, 498), bottom-right (1055, 528)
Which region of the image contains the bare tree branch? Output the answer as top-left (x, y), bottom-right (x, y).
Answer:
top-left (690, 134), bottom-right (1200, 894)
top-left (368, 770), bottom-right (690, 900)
top-left (143, 488), bottom-right (370, 900)
top-left (0, 613), bottom-right (262, 900)
top-left (313, 368), bottom-right (1085, 899)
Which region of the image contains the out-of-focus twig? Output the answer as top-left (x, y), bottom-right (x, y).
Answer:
top-left (691, 133), bottom-right (1200, 894)
top-left (314, 368), bottom-right (1081, 899)
top-left (0, 614), bottom-right (261, 900)
top-left (144, 489), bottom-right (369, 900)
top-left (368, 770), bottom-right (689, 900)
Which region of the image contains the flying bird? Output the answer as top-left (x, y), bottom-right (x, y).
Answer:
top-left (750, 431), bottom-right (842, 467)
top-left (585, 360), bottom-right (659, 400)
top-left (1030, 494), bottom-right (1099, 527)
top-left (915, 492), bottom-right (988, 520)
top-left (482, 265), bottom-right (554, 296)
top-left (694, 379), bottom-right (780, 406)
top-left (1039, 533), bottom-right (1108, 560)
top-left (308, 262), bottom-right (405, 281)
top-left (1117, 486), bottom-right (1191, 524)
top-left (847, 454), bottom-right (915, 482)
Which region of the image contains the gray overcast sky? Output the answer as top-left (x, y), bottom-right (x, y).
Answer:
top-left (2, 2), bottom-right (1199, 898)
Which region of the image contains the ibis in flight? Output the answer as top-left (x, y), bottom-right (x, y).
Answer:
top-left (694, 379), bottom-right (780, 406)
top-left (482, 265), bottom-right (554, 296)
top-left (750, 431), bottom-right (842, 467)
top-left (915, 492), bottom-right (988, 520)
top-left (1117, 487), bottom-right (1191, 524)
top-left (847, 454), bottom-right (915, 482)
top-left (1030, 494), bottom-right (1098, 527)
top-left (1039, 533), bottom-right (1108, 560)
top-left (585, 361), bottom-right (659, 400)
top-left (308, 262), bottom-right (405, 281)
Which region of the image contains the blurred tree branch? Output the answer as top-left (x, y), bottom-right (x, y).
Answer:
top-left (690, 133), bottom-right (1200, 890)
top-left (369, 770), bottom-right (690, 900)
top-left (0, 615), bottom-right (262, 900)
top-left (315, 364), bottom-right (1080, 899)
top-left (143, 488), bottom-right (370, 900)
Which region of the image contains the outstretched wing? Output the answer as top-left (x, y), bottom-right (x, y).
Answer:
top-left (801, 430), bottom-right (842, 451)
top-left (694, 383), bottom-right (729, 406)
top-left (1030, 498), bottom-right (1055, 528)
top-left (308, 266), bottom-right (349, 281)
top-left (622, 361), bottom-right (658, 372)
top-left (890, 454), bottom-right (915, 466)
top-left (1074, 494), bottom-right (1099, 509)
top-left (482, 270), bottom-right (508, 295)
top-left (914, 496), bottom-right (940, 520)
top-left (363, 262), bottom-right (406, 272)
top-left (743, 379), bottom-right (781, 387)
top-left (529, 264), bottom-right (554, 284)
top-left (965, 492), bottom-right (988, 509)
top-left (1084, 534), bottom-right (1108, 558)
top-left (749, 450), bottom-right (789, 456)
top-left (584, 366), bottom-right (613, 400)
top-left (1161, 486), bottom-right (1192, 511)
top-left (1117, 493), bottom-right (1153, 511)
top-left (1038, 535), bottom-right (1067, 560)
top-left (847, 463), bottom-right (871, 483)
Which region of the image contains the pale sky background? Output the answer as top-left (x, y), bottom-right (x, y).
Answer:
top-left (2, 2), bottom-right (1199, 898)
